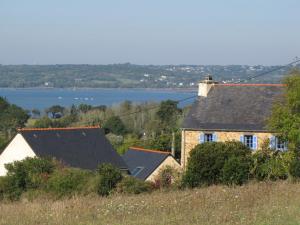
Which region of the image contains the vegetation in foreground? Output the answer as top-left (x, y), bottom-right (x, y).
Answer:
top-left (1, 181), bottom-right (300, 225)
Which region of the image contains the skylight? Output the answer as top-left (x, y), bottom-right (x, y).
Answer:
top-left (131, 167), bottom-right (144, 176)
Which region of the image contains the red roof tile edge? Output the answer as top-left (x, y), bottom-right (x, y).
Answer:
top-left (216, 83), bottom-right (286, 87)
top-left (18, 125), bottom-right (101, 131)
top-left (129, 146), bottom-right (170, 154)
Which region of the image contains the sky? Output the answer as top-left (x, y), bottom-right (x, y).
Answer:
top-left (0, 0), bottom-right (299, 65)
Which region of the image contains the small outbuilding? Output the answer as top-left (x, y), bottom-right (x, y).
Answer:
top-left (122, 147), bottom-right (181, 182)
top-left (0, 126), bottom-right (128, 176)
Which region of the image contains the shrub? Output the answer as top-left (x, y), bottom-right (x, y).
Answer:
top-left (251, 150), bottom-right (288, 181)
top-left (116, 176), bottom-right (152, 194)
top-left (289, 158), bottom-right (300, 179)
top-left (46, 168), bottom-right (93, 198)
top-left (96, 163), bottom-right (123, 196)
top-left (0, 176), bottom-right (22, 201)
top-left (182, 141), bottom-right (251, 187)
top-left (155, 166), bottom-right (182, 189)
top-left (222, 156), bottom-right (251, 185)
top-left (5, 157), bottom-right (55, 190)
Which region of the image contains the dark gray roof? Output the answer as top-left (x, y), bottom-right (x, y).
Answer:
top-left (182, 84), bottom-right (284, 131)
top-left (122, 148), bottom-right (175, 180)
top-left (20, 127), bottom-right (128, 171)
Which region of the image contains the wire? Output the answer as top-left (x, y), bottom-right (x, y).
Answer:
top-left (110, 58), bottom-right (300, 120)
top-left (233, 58), bottom-right (300, 84)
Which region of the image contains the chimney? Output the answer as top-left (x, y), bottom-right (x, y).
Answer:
top-left (198, 75), bottom-right (217, 97)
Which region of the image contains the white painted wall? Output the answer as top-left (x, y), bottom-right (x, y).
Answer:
top-left (0, 134), bottom-right (36, 176)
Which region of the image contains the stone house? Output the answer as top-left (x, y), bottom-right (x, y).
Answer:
top-left (181, 76), bottom-right (287, 169)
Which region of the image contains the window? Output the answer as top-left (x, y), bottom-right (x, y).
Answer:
top-left (131, 167), bottom-right (144, 176)
top-left (204, 133), bottom-right (213, 142)
top-left (270, 136), bottom-right (288, 151)
top-left (244, 135), bottom-right (253, 148)
top-left (276, 137), bottom-right (287, 151)
top-left (199, 133), bottom-right (217, 143)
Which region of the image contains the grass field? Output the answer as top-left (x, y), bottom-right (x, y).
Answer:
top-left (1, 181), bottom-right (300, 225)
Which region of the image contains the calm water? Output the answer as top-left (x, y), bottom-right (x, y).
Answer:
top-left (0, 88), bottom-right (197, 110)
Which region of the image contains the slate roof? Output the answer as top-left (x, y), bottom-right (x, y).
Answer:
top-left (19, 127), bottom-right (128, 171)
top-left (122, 147), bottom-right (176, 180)
top-left (182, 84), bottom-right (285, 131)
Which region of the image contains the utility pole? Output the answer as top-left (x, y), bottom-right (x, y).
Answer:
top-left (171, 131), bottom-right (175, 157)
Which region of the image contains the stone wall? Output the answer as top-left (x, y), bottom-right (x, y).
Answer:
top-left (146, 156), bottom-right (181, 182)
top-left (181, 130), bottom-right (273, 169)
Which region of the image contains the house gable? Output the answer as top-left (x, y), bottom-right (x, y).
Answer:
top-left (146, 155), bottom-right (181, 182)
top-left (122, 147), bottom-right (180, 181)
top-left (0, 133), bottom-right (36, 176)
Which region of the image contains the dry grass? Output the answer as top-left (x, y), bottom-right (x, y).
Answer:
top-left (1, 181), bottom-right (300, 225)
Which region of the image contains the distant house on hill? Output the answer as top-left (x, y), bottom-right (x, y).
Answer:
top-left (122, 147), bottom-right (181, 182)
top-left (181, 76), bottom-right (287, 169)
top-left (0, 126), bottom-right (128, 176)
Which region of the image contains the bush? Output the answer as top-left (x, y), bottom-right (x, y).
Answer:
top-left (251, 150), bottom-right (288, 181)
top-left (96, 163), bottom-right (123, 196)
top-left (222, 156), bottom-right (251, 185)
top-left (46, 168), bottom-right (93, 198)
top-left (155, 166), bottom-right (182, 189)
top-left (182, 141), bottom-right (251, 188)
top-left (116, 176), bottom-right (152, 194)
top-left (0, 157), bottom-right (55, 200)
top-left (289, 158), bottom-right (300, 179)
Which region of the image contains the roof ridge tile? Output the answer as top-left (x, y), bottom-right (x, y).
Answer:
top-left (18, 126), bottom-right (100, 132)
top-left (129, 146), bottom-right (170, 154)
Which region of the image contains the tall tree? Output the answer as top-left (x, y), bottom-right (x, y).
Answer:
top-left (0, 97), bottom-right (29, 138)
top-left (156, 100), bottom-right (182, 132)
top-left (46, 105), bottom-right (65, 118)
top-left (268, 70), bottom-right (300, 150)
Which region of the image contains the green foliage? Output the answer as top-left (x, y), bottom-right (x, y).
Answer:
top-left (46, 105), bottom-right (65, 118)
top-left (96, 163), bottom-right (123, 196)
top-left (116, 135), bottom-right (140, 155)
top-left (182, 141), bottom-right (251, 187)
top-left (2, 157), bottom-right (55, 200)
top-left (0, 97), bottom-right (29, 138)
top-left (289, 158), bottom-right (300, 179)
top-left (116, 176), bottom-right (152, 194)
top-left (251, 150), bottom-right (289, 181)
top-left (78, 104), bottom-right (93, 113)
top-left (103, 116), bottom-right (127, 135)
top-left (222, 156), bottom-right (251, 185)
top-left (33, 117), bottom-right (53, 128)
top-left (155, 165), bottom-right (182, 189)
top-left (46, 168), bottom-right (93, 197)
top-left (156, 100), bottom-right (182, 131)
top-left (0, 136), bottom-right (8, 154)
top-left (268, 70), bottom-right (300, 150)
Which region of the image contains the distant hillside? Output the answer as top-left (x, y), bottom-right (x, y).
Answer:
top-left (0, 64), bottom-right (298, 88)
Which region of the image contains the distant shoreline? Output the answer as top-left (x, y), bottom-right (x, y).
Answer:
top-left (0, 87), bottom-right (197, 93)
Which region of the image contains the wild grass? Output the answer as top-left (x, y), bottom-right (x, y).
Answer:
top-left (1, 181), bottom-right (300, 225)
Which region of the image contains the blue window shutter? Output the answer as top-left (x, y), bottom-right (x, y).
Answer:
top-left (253, 135), bottom-right (258, 150)
top-left (240, 135), bottom-right (244, 144)
top-left (199, 133), bottom-right (204, 144)
top-left (212, 133), bottom-right (217, 142)
top-left (270, 135), bottom-right (276, 149)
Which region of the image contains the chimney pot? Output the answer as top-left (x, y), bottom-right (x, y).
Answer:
top-left (198, 75), bottom-right (218, 97)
